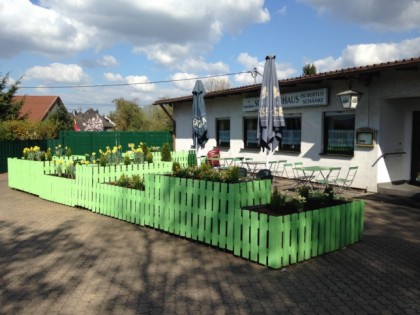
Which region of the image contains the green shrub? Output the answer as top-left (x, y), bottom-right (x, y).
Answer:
top-left (323, 185), bottom-right (335, 201)
top-left (116, 174), bottom-right (130, 187)
top-left (124, 153), bottom-right (131, 165)
top-left (140, 142), bottom-right (149, 157)
top-left (161, 143), bottom-right (172, 161)
top-left (172, 161), bottom-right (181, 172)
top-left (145, 152), bottom-right (153, 163)
top-left (65, 147), bottom-right (72, 157)
top-left (46, 148), bottom-right (53, 161)
top-left (296, 185), bottom-right (310, 200)
top-left (270, 187), bottom-right (287, 209)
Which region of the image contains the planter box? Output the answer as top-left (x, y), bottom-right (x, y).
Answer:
top-left (238, 200), bottom-right (364, 269)
top-left (90, 175), bottom-right (272, 251)
top-left (7, 158), bottom-right (364, 269)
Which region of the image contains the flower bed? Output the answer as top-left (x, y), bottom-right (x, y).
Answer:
top-left (7, 155), bottom-right (364, 269)
top-left (239, 200), bottom-right (364, 268)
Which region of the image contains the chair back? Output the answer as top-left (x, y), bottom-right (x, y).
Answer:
top-left (256, 169), bottom-right (273, 180)
top-left (282, 163), bottom-right (294, 178)
top-left (327, 167), bottom-right (341, 182)
top-left (206, 149), bottom-right (220, 167)
top-left (336, 166), bottom-right (358, 191)
top-left (346, 166), bottom-right (358, 184)
top-left (293, 162), bottom-right (304, 179)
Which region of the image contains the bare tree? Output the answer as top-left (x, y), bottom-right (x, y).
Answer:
top-left (203, 77), bottom-right (232, 92)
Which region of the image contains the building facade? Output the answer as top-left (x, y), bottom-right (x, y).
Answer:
top-left (154, 58), bottom-right (420, 192)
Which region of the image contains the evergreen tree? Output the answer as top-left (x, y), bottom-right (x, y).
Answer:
top-left (302, 64), bottom-right (317, 76)
top-left (0, 73), bottom-right (23, 121)
top-left (48, 102), bottom-right (73, 131)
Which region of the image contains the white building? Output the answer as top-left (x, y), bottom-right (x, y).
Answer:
top-left (154, 57), bottom-right (420, 192)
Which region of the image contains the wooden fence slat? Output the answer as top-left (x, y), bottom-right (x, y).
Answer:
top-left (250, 211), bottom-right (259, 262)
top-left (268, 216), bottom-right (282, 269)
top-left (258, 213), bottom-right (268, 265)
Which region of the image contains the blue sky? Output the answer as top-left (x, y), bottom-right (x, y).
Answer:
top-left (1, 0), bottom-right (419, 115)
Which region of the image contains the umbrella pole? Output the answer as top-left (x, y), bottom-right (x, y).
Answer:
top-left (266, 150), bottom-right (269, 169)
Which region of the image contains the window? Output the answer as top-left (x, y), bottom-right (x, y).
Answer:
top-left (279, 116), bottom-right (301, 152)
top-left (243, 117), bottom-right (258, 149)
top-left (323, 112), bottom-right (355, 155)
top-left (216, 119), bottom-right (230, 147)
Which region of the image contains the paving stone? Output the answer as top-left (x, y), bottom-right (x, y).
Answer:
top-left (1, 173), bottom-right (420, 314)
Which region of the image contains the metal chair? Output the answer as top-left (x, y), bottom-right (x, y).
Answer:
top-left (206, 149), bottom-right (220, 168)
top-left (316, 167), bottom-right (341, 187)
top-left (256, 169), bottom-right (273, 180)
top-left (335, 166), bottom-right (358, 192)
top-left (280, 163), bottom-right (294, 178)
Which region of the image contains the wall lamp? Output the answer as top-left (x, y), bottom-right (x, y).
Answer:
top-left (337, 89), bottom-right (362, 109)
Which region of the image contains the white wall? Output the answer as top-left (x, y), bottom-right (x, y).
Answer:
top-left (172, 68), bottom-right (420, 192)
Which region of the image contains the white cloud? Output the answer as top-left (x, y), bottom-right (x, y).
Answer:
top-left (98, 55), bottom-right (118, 67)
top-left (0, 0), bottom-right (90, 58)
top-left (125, 75), bottom-right (155, 92)
top-left (103, 72), bottom-right (124, 81)
top-left (1, 0), bottom-right (270, 59)
top-left (277, 6), bottom-right (287, 16)
top-left (298, 0), bottom-right (420, 31)
top-left (235, 53), bottom-right (296, 85)
top-left (313, 37), bottom-right (420, 72)
top-left (24, 63), bottom-right (89, 83)
top-left (169, 72), bottom-right (198, 91)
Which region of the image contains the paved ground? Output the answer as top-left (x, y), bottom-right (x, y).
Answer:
top-left (1, 173), bottom-right (420, 315)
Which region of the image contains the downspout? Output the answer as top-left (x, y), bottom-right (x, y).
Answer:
top-left (159, 104), bottom-right (176, 151)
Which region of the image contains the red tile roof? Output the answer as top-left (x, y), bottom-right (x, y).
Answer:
top-left (13, 95), bottom-right (61, 122)
top-left (153, 57), bottom-right (420, 105)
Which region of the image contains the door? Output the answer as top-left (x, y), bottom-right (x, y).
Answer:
top-left (411, 111), bottom-right (420, 185)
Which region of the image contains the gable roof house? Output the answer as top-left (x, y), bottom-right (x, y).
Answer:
top-left (154, 57), bottom-right (420, 193)
top-left (73, 108), bottom-right (116, 131)
top-left (13, 95), bottom-right (65, 122)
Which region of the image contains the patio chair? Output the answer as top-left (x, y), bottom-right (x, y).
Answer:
top-left (268, 160), bottom-right (279, 176)
top-left (206, 149), bottom-right (220, 168)
top-left (292, 162), bottom-right (305, 180)
top-left (280, 163), bottom-right (294, 178)
top-left (315, 167), bottom-right (341, 187)
top-left (335, 166), bottom-right (358, 192)
top-left (256, 169), bottom-right (273, 180)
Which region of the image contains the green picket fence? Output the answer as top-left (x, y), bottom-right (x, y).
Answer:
top-left (7, 156), bottom-right (364, 269)
top-left (0, 139), bottom-right (61, 173)
top-left (87, 174), bottom-right (271, 252)
top-left (236, 201), bottom-right (364, 268)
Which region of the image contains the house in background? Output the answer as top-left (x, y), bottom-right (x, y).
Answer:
top-left (73, 108), bottom-right (116, 131)
top-left (13, 95), bottom-right (65, 122)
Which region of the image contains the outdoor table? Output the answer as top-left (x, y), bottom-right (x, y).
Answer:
top-left (293, 165), bottom-right (338, 189)
top-left (268, 159), bottom-right (287, 175)
top-left (244, 160), bottom-right (269, 174)
top-left (207, 157), bottom-right (243, 168)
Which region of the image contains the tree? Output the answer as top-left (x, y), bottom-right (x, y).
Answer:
top-left (204, 77), bottom-right (232, 92)
top-left (302, 64), bottom-right (317, 76)
top-left (0, 73), bottom-right (23, 121)
top-left (109, 98), bottom-right (145, 131)
top-left (141, 104), bottom-right (173, 131)
top-left (47, 102), bottom-right (73, 131)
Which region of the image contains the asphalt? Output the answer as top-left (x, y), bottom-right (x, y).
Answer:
top-left (1, 173), bottom-right (420, 315)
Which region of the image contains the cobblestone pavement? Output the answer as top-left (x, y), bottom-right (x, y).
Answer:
top-left (1, 173), bottom-right (419, 315)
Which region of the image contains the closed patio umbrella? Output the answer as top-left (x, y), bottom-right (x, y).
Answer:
top-left (257, 55), bottom-right (285, 167)
top-left (192, 80), bottom-right (208, 160)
